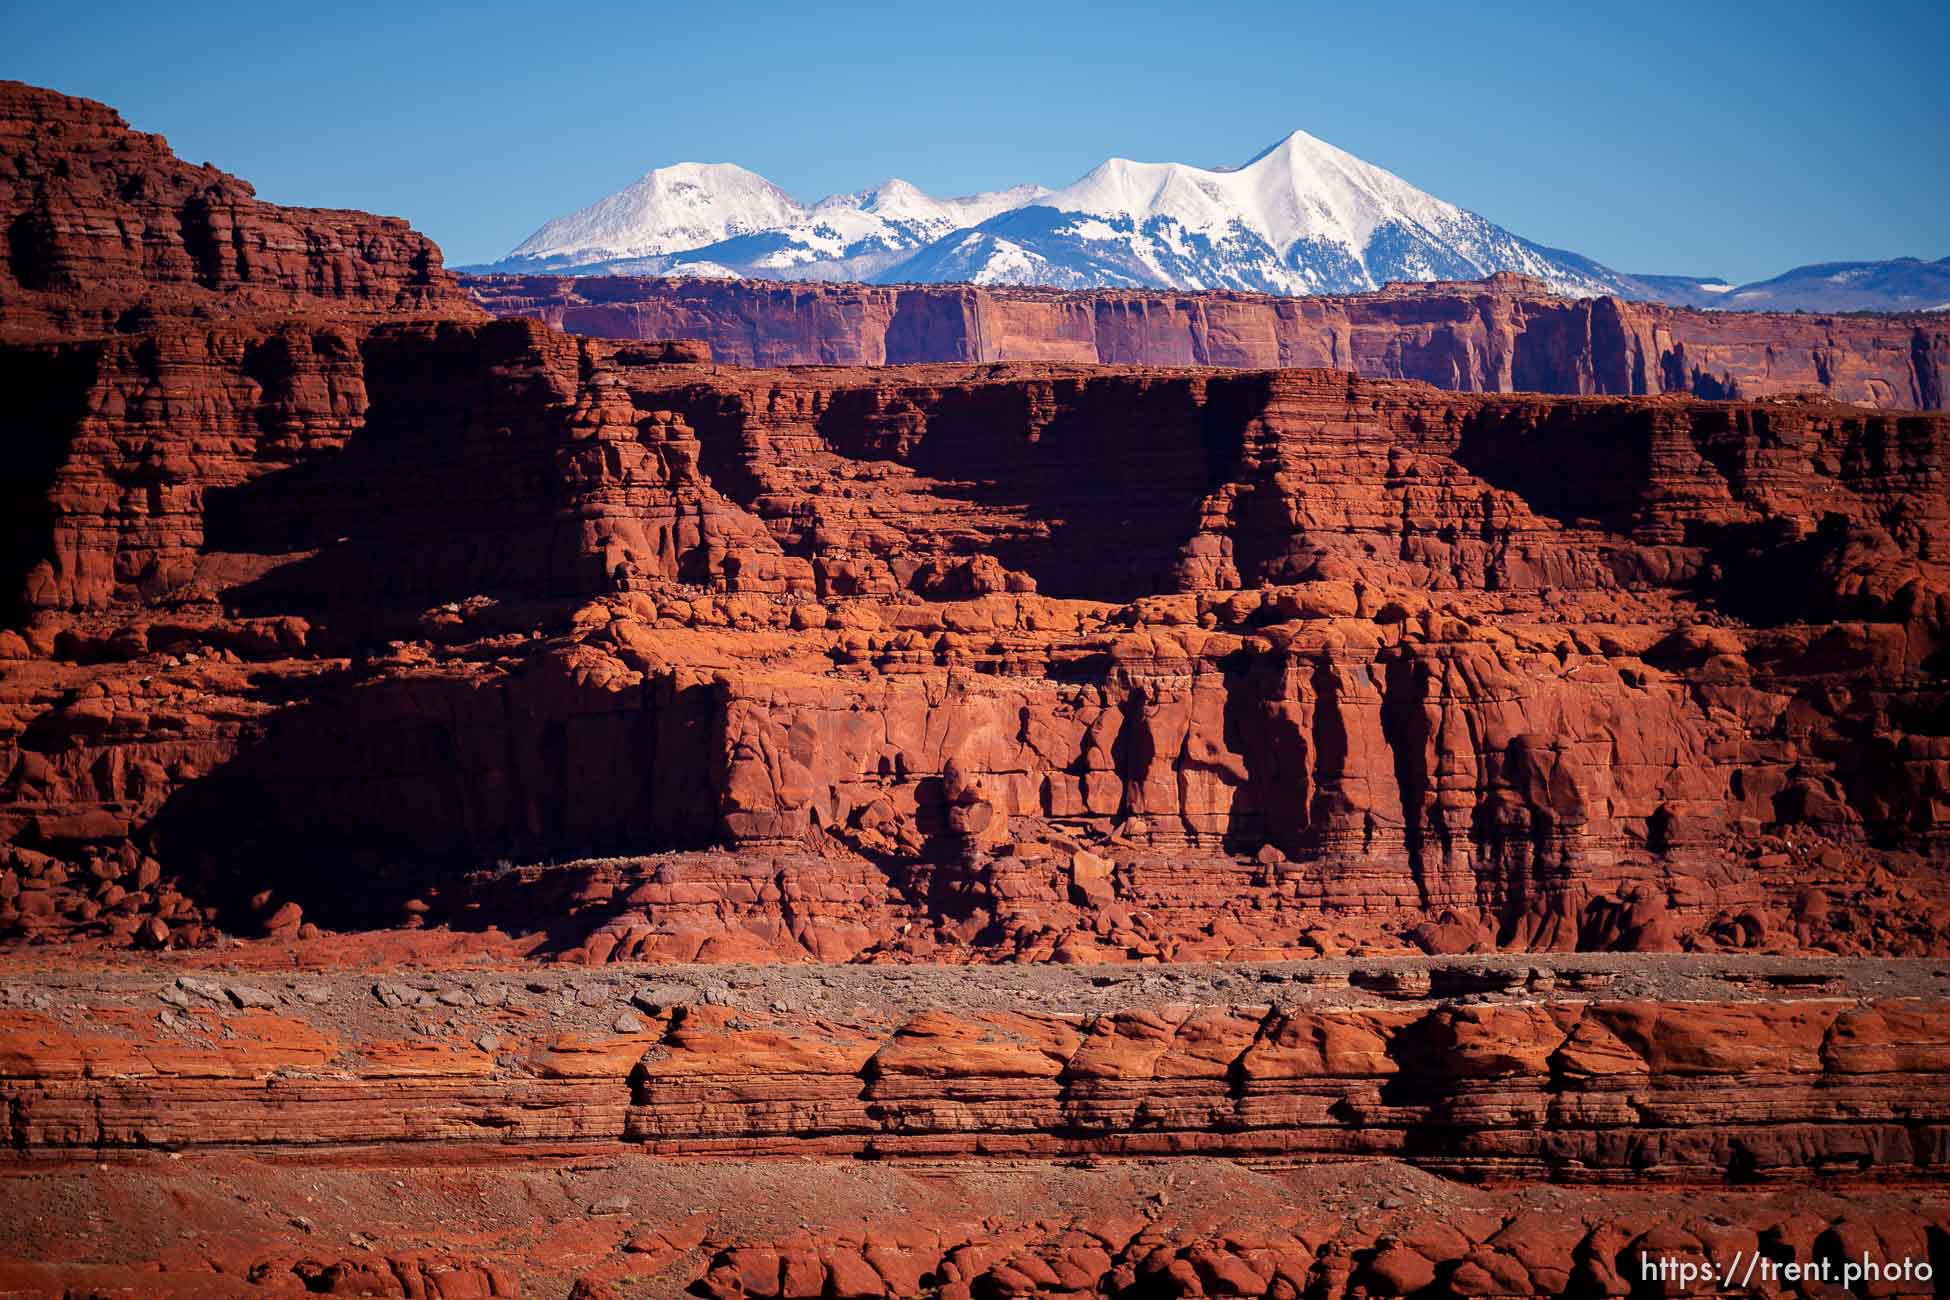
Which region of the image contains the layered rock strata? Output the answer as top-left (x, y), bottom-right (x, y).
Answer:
top-left (4, 969), bottom-right (1946, 1187)
top-left (3, 79), bottom-right (1950, 1300)
top-left (0, 80), bottom-right (479, 338)
top-left (6, 328), bottom-right (1950, 956)
top-left (4, 962), bottom-right (1950, 1296)
top-left (6, 325), bottom-right (1950, 955)
top-left (4, 80), bottom-right (1950, 964)
top-left (465, 273), bottom-right (1950, 410)
top-left (625, 995), bottom-right (1950, 1179)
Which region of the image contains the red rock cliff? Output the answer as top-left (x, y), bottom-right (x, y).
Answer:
top-left (6, 976), bottom-right (1945, 1185)
top-left (3, 966), bottom-right (1945, 1298)
top-left (5, 321), bottom-right (1949, 959)
top-left (5, 80), bottom-right (1949, 1300)
top-left (0, 80), bottom-right (480, 340)
top-left (465, 273), bottom-right (1950, 411)
top-left (2, 82), bottom-right (1948, 964)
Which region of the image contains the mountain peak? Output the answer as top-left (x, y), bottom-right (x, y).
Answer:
top-left (508, 161), bottom-right (804, 262)
top-left (644, 159), bottom-right (765, 180)
top-left (1025, 127), bottom-right (1474, 259)
top-left (489, 136), bottom-right (1636, 300)
top-left (1240, 126), bottom-right (1340, 167)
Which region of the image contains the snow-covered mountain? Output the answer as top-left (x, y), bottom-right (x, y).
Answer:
top-left (484, 163), bottom-right (1047, 282)
top-left (1698, 256), bottom-right (1950, 313)
top-left (467, 131), bottom-right (1642, 297)
top-left (893, 131), bottom-right (1639, 296)
top-left (505, 162), bottom-right (803, 266)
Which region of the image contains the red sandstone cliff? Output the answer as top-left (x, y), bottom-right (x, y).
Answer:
top-left (3, 81), bottom-right (1949, 964)
top-left (0, 79), bottom-right (480, 340)
top-left (3, 78), bottom-right (1950, 1300)
top-left (6, 975), bottom-right (1945, 1182)
top-left (5, 322), bottom-right (1949, 959)
top-left (1, 965), bottom-right (1946, 1295)
top-left (465, 273), bottom-right (1950, 411)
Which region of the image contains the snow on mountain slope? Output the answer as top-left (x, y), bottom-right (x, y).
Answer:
top-left (889, 130), bottom-right (1638, 297)
top-left (471, 131), bottom-right (1643, 297)
top-left (817, 179), bottom-right (1047, 241)
top-left (734, 180), bottom-right (1051, 280)
top-left (506, 162), bottom-right (806, 265)
top-left (486, 168), bottom-right (1048, 280)
top-left (1715, 256), bottom-right (1950, 313)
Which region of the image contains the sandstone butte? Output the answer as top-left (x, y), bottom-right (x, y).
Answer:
top-left (2, 77), bottom-right (1950, 1299)
top-left (463, 273), bottom-right (1950, 412)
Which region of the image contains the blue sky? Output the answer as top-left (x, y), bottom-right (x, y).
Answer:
top-left (6, 0), bottom-right (1946, 281)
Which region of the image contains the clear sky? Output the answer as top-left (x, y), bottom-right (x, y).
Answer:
top-left (6, 0), bottom-right (1946, 281)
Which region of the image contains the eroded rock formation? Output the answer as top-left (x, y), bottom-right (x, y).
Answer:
top-left (7, 326), bottom-right (1950, 957)
top-left (6, 82), bottom-right (1948, 963)
top-left (466, 273), bottom-right (1950, 410)
top-left (5, 967), bottom-right (1946, 1182)
top-left (4, 77), bottom-right (1950, 1300)
top-left (4, 965), bottom-right (1948, 1295)
top-left (3, 76), bottom-right (1950, 962)
top-left (3, 1146), bottom-right (1943, 1299)
top-left (0, 79), bottom-right (478, 339)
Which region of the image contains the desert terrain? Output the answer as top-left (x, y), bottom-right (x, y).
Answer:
top-left (2, 79), bottom-right (1948, 1297)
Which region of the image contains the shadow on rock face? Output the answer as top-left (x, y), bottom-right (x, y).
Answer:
top-left (142, 655), bottom-right (721, 933)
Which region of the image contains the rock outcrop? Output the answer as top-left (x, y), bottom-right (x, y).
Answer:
top-left (465, 273), bottom-right (1950, 410)
top-left (3, 78), bottom-right (1950, 1300)
top-left (627, 995), bottom-right (1950, 1179)
top-left (0, 1144), bottom-right (1942, 1298)
top-left (0, 79), bottom-right (479, 339)
top-left (3, 79), bottom-right (1950, 963)
top-left (5, 972), bottom-right (1945, 1185)
top-left (5, 324), bottom-right (1950, 955)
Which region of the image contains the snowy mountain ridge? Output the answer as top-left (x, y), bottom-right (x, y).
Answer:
top-left (494, 162), bottom-right (1050, 283)
top-left (472, 130), bottom-right (1638, 298)
top-left (507, 161), bottom-right (804, 264)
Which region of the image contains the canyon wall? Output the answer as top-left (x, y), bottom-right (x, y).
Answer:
top-left (5, 966), bottom-right (1947, 1298)
top-left (4, 78), bottom-right (1950, 963)
top-left (0, 79), bottom-right (480, 339)
top-left (464, 273), bottom-right (1950, 411)
top-left (6, 977), bottom-right (1946, 1183)
top-left (6, 322), bottom-right (1950, 958)
top-left (5, 77), bottom-right (1950, 1300)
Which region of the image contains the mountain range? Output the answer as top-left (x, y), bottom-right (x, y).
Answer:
top-left (1656, 256), bottom-right (1950, 313)
top-left (465, 133), bottom-right (1945, 313)
top-left (500, 163), bottom-right (1050, 284)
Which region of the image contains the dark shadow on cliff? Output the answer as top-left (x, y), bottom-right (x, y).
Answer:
top-left (1453, 404), bottom-right (1657, 536)
top-left (201, 322), bottom-right (590, 635)
top-left (140, 657), bottom-right (720, 933)
top-left (679, 370), bottom-right (1263, 604)
top-left (0, 340), bottom-right (97, 627)
top-left (1217, 646), bottom-right (1311, 857)
top-left (1455, 403), bottom-right (1923, 628)
top-left (898, 372), bottom-right (1258, 602)
top-left (1376, 1012), bottom-right (1477, 1167)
